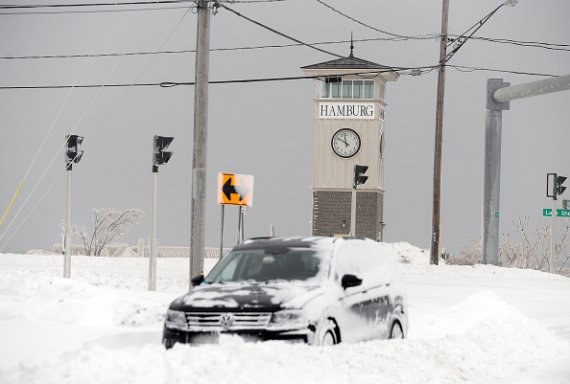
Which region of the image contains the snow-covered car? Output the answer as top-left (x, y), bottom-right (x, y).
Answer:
top-left (162, 236), bottom-right (408, 347)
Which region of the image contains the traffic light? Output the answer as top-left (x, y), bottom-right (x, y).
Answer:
top-left (547, 172), bottom-right (567, 200)
top-left (354, 165), bottom-right (368, 187)
top-left (153, 135), bottom-right (174, 169)
top-left (65, 134), bottom-right (84, 170)
top-left (555, 175), bottom-right (567, 197)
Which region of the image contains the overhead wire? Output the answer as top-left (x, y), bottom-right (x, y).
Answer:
top-left (0, 6), bottom-right (191, 15)
top-left (0, 12), bottom-right (116, 241)
top-left (444, 3), bottom-right (505, 63)
top-left (0, 1), bottom-right (193, 9)
top-left (0, 63), bottom-right (560, 92)
top-left (314, 0), bottom-right (436, 40)
top-left (0, 5), bottom-right (194, 252)
top-left (218, 2), bottom-right (343, 59)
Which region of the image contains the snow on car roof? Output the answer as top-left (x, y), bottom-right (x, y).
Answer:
top-left (238, 236), bottom-right (337, 250)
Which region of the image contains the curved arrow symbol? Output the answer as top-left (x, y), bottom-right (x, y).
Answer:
top-left (223, 177), bottom-right (250, 202)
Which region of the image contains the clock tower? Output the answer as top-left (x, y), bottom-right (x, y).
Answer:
top-left (301, 45), bottom-right (398, 240)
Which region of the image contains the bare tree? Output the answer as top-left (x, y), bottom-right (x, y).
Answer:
top-left (457, 216), bottom-right (570, 276)
top-left (71, 208), bottom-right (144, 256)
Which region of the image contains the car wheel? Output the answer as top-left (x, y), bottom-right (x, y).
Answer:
top-left (389, 321), bottom-right (404, 339)
top-left (163, 338), bottom-right (176, 349)
top-left (316, 319), bottom-right (338, 346)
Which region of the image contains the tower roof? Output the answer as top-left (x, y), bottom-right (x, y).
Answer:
top-left (301, 55), bottom-right (391, 71)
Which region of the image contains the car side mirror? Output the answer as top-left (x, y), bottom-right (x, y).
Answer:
top-left (191, 275), bottom-right (205, 286)
top-left (341, 274), bottom-right (363, 289)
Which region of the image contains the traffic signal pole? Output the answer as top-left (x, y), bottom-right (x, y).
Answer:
top-left (482, 74), bottom-right (570, 266)
top-left (63, 134), bottom-right (83, 278)
top-left (350, 186), bottom-right (357, 237)
top-left (63, 166), bottom-right (72, 278)
top-left (351, 165), bottom-right (368, 237)
top-left (190, 0), bottom-right (211, 289)
top-left (148, 166), bottom-right (158, 291)
top-left (551, 194), bottom-right (556, 273)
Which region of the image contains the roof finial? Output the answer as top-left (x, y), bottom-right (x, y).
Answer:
top-left (349, 32), bottom-right (354, 57)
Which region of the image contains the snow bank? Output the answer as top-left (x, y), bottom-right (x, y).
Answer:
top-left (379, 241), bottom-right (430, 266)
top-left (2, 290), bottom-right (569, 384)
top-left (1, 251), bottom-right (569, 384)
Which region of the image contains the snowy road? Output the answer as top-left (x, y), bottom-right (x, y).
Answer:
top-left (1, 244), bottom-right (569, 383)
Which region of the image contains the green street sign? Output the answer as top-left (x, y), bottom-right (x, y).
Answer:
top-left (542, 208), bottom-right (570, 217)
top-left (558, 209), bottom-right (570, 217)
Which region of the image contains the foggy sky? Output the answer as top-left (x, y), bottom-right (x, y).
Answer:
top-left (1, 0), bottom-right (569, 256)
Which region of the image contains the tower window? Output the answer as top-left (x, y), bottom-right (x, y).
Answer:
top-left (320, 78), bottom-right (375, 99)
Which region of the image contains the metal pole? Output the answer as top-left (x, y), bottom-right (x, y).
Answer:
top-left (63, 168), bottom-right (72, 278)
top-left (219, 204), bottom-right (224, 258)
top-left (551, 197), bottom-right (556, 273)
top-left (482, 108), bottom-right (503, 265)
top-left (350, 186), bottom-right (357, 237)
top-left (240, 206), bottom-right (245, 243)
top-left (149, 167), bottom-right (158, 291)
top-left (493, 74), bottom-right (570, 103)
top-left (481, 75), bottom-right (569, 265)
top-left (190, 0), bottom-right (211, 289)
top-left (430, 0), bottom-right (449, 265)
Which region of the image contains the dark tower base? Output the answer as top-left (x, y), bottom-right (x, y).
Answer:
top-left (312, 190), bottom-right (384, 240)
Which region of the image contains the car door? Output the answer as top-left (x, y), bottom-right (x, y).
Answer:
top-left (358, 242), bottom-right (392, 339)
top-left (334, 242), bottom-right (374, 343)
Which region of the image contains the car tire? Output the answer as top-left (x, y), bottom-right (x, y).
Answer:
top-left (163, 338), bottom-right (176, 349)
top-left (316, 319), bottom-right (338, 346)
top-left (389, 321), bottom-right (404, 339)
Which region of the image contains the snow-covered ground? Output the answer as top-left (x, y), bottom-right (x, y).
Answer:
top-left (1, 243), bottom-right (569, 384)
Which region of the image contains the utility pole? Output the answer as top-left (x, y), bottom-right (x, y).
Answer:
top-left (190, 0), bottom-right (211, 290)
top-left (430, 0), bottom-right (449, 265)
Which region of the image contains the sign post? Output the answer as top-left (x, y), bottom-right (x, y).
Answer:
top-left (217, 173), bottom-right (254, 249)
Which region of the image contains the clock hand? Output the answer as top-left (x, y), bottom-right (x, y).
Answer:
top-left (340, 133), bottom-right (349, 147)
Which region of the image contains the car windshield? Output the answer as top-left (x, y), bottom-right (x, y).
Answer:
top-left (206, 247), bottom-right (328, 284)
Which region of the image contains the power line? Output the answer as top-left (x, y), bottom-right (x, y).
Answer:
top-left (0, 1), bottom-right (193, 9)
top-left (314, 0), bottom-right (436, 40)
top-left (444, 3), bottom-right (505, 62)
top-left (2, 34), bottom-right (567, 61)
top-left (447, 64), bottom-right (558, 78)
top-left (0, 5), bottom-right (193, 251)
top-left (0, 0), bottom-right (287, 13)
top-left (218, 3), bottom-right (343, 59)
top-left (0, 37), bottom-right (404, 60)
top-left (458, 35), bottom-right (570, 52)
top-left (0, 6), bottom-right (191, 15)
top-left (1, 64), bottom-right (561, 91)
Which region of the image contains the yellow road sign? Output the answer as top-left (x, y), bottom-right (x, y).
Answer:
top-left (217, 173), bottom-right (254, 207)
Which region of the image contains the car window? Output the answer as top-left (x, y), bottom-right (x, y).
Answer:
top-left (334, 241), bottom-right (387, 283)
top-left (206, 247), bottom-right (327, 283)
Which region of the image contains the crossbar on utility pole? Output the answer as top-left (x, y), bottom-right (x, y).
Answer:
top-left (482, 74), bottom-right (570, 265)
top-left (430, 0), bottom-right (449, 265)
top-left (190, 0), bottom-right (211, 290)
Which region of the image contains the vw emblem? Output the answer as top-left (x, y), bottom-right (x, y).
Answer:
top-left (220, 313), bottom-right (234, 330)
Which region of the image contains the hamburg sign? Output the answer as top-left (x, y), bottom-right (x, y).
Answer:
top-left (217, 173), bottom-right (254, 207)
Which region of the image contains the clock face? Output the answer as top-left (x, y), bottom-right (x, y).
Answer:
top-left (331, 128), bottom-right (361, 158)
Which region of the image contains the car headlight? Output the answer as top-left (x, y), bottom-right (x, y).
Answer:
top-left (165, 309), bottom-right (187, 330)
top-left (270, 310), bottom-right (307, 327)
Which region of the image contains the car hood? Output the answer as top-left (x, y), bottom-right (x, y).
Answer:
top-left (170, 282), bottom-right (325, 312)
